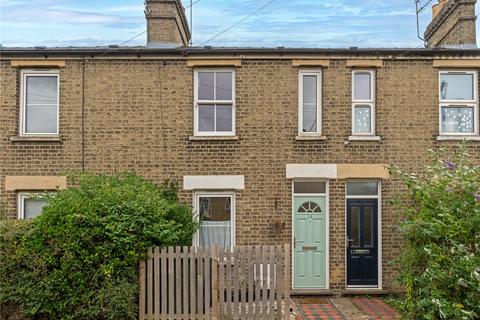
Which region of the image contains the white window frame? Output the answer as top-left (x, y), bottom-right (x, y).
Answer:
top-left (298, 70), bottom-right (322, 136)
top-left (20, 69), bottom-right (60, 136)
top-left (352, 70), bottom-right (376, 136)
top-left (438, 70), bottom-right (479, 136)
top-left (17, 192), bottom-right (48, 220)
top-left (193, 191), bottom-right (235, 247)
top-left (194, 69), bottom-right (236, 136)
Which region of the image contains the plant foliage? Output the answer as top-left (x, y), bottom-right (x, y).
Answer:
top-left (391, 143), bottom-right (480, 320)
top-left (0, 173), bottom-right (198, 320)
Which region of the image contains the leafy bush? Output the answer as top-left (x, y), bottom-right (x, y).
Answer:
top-left (0, 173), bottom-right (198, 320)
top-left (391, 144), bottom-right (480, 320)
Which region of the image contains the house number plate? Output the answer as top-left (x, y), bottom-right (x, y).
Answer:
top-left (302, 246), bottom-right (317, 251)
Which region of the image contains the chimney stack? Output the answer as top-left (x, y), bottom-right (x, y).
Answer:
top-left (144, 0), bottom-right (191, 48)
top-left (425, 0), bottom-right (477, 48)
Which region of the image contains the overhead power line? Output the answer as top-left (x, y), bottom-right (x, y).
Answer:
top-left (185, 0), bottom-right (201, 9)
top-left (200, 0), bottom-right (280, 46)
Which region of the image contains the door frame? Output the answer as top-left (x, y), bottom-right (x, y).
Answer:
top-left (291, 179), bottom-right (330, 290)
top-left (344, 180), bottom-right (382, 289)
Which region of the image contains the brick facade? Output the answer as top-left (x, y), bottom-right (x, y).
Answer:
top-left (1, 51), bottom-right (480, 292)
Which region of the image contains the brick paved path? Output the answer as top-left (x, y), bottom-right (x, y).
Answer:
top-left (350, 298), bottom-right (400, 320)
top-left (295, 297), bottom-right (400, 320)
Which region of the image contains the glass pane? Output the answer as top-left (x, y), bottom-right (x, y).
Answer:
top-left (364, 207), bottom-right (374, 247)
top-left (216, 104), bottom-right (232, 132)
top-left (198, 105), bottom-right (215, 132)
top-left (303, 75), bottom-right (317, 104)
top-left (294, 181), bottom-right (326, 194)
top-left (198, 72), bottom-right (214, 100)
top-left (198, 196), bottom-right (232, 247)
top-left (216, 72), bottom-right (232, 100)
top-left (354, 72), bottom-right (371, 100)
top-left (441, 107), bottom-right (474, 133)
top-left (440, 73), bottom-right (474, 101)
top-left (350, 206), bottom-right (360, 247)
top-left (24, 198), bottom-right (47, 219)
top-left (302, 75), bottom-right (318, 132)
top-left (26, 76), bottom-right (57, 105)
top-left (347, 181), bottom-right (379, 196)
top-left (353, 105), bottom-right (372, 133)
top-left (25, 105), bottom-right (58, 133)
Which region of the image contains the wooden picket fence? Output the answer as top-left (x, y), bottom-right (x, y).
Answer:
top-left (139, 244), bottom-right (291, 320)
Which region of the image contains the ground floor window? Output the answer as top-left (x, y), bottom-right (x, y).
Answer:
top-left (18, 192), bottom-right (48, 219)
top-left (195, 192), bottom-right (234, 248)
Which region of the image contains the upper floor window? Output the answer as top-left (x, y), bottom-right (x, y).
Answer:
top-left (194, 70), bottom-right (235, 136)
top-left (439, 71), bottom-right (478, 135)
top-left (352, 70), bottom-right (375, 135)
top-left (298, 70), bottom-right (322, 135)
top-left (18, 192), bottom-right (48, 219)
top-left (20, 69), bottom-right (59, 136)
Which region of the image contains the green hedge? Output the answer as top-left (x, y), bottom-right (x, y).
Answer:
top-left (0, 173), bottom-right (198, 320)
top-left (391, 144), bottom-right (480, 319)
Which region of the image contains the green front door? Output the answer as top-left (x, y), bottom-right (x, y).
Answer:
top-left (293, 196), bottom-right (327, 288)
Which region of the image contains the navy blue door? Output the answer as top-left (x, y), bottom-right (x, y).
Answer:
top-left (347, 199), bottom-right (378, 286)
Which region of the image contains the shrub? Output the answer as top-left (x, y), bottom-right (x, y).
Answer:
top-left (391, 144), bottom-right (480, 320)
top-left (0, 173), bottom-right (198, 320)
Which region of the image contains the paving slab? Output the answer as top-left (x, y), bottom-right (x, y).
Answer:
top-left (295, 297), bottom-right (400, 320)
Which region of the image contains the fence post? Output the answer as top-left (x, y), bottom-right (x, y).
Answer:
top-left (284, 244), bottom-right (291, 320)
top-left (211, 244), bottom-right (219, 320)
top-left (139, 258), bottom-right (146, 320)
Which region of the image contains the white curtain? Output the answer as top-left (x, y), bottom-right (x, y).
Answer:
top-left (199, 221), bottom-right (231, 248)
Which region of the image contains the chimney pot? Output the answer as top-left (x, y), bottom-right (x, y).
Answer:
top-left (432, 4), bottom-right (441, 18)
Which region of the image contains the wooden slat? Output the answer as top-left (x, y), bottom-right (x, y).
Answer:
top-left (190, 247), bottom-right (196, 317)
top-left (211, 245), bottom-right (218, 320)
top-left (218, 247), bottom-right (225, 317)
top-left (139, 258), bottom-right (146, 320)
top-left (233, 247), bottom-right (239, 320)
top-left (284, 244), bottom-right (290, 320)
top-left (205, 247), bottom-right (211, 319)
top-left (247, 246), bottom-right (254, 318)
top-left (225, 249), bottom-right (232, 318)
top-left (160, 248), bottom-right (167, 320)
top-left (269, 246), bottom-right (275, 317)
top-left (168, 247), bottom-right (174, 319)
top-left (254, 246), bottom-right (261, 320)
top-left (147, 247), bottom-right (154, 318)
top-left (240, 247), bottom-right (247, 317)
top-left (182, 246), bottom-right (189, 318)
top-left (175, 247), bottom-right (181, 316)
top-left (197, 248), bottom-right (204, 318)
top-left (154, 247), bottom-right (160, 319)
top-left (262, 246), bottom-right (269, 318)
top-left (276, 246), bottom-right (283, 318)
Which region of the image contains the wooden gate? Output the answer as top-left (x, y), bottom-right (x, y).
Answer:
top-left (139, 244), bottom-right (291, 319)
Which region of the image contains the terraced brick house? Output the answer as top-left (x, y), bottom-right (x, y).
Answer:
top-left (1, 0), bottom-right (480, 294)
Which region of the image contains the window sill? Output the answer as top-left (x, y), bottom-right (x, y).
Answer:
top-left (437, 136), bottom-right (480, 141)
top-left (189, 135), bottom-right (239, 141)
top-left (10, 136), bottom-right (62, 142)
top-left (295, 135), bottom-right (327, 141)
top-left (348, 135), bottom-right (382, 141)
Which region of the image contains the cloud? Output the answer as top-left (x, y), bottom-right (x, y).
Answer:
top-left (1, 0), bottom-right (477, 48)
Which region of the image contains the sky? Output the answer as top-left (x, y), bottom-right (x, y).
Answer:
top-left (0, 0), bottom-right (478, 48)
